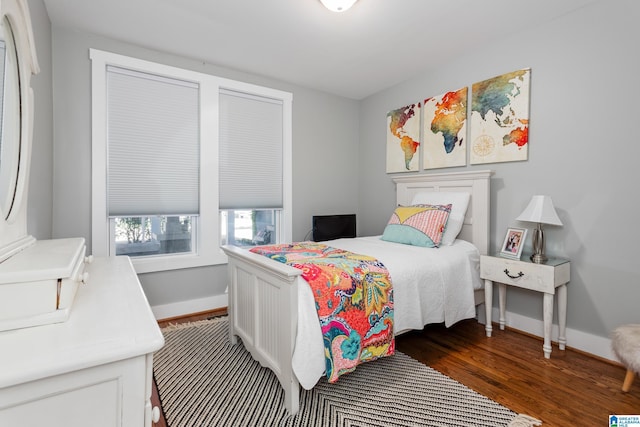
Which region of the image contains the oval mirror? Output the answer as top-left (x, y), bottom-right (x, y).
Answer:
top-left (0, 16), bottom-right (20, 220)
top-left (0, 0), bottom-right (40, 259)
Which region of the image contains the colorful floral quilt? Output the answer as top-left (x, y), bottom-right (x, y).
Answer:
top-left (250, 242), bottom-right (395, 382)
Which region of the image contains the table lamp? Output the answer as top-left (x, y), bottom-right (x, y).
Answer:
top-left (516, 195), bottom-right (563, 263)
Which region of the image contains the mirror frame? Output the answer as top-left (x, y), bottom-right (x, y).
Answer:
top-left (0, 17), bottom-right (21, 222)
top-left (0, 0), bottom-right (40, 261)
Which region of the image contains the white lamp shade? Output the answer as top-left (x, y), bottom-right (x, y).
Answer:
top-left (516, 195), bottom-right (563, 226)
top-left (320, 0), bottom-right (358, 12)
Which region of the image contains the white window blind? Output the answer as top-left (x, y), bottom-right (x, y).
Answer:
top-left (219, 89), bottom-right (283, 210)
top-left (107, 65), bottom-right (200, 216)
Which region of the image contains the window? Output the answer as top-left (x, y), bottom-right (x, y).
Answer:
top-left (220, 209), bottom-right (278, 247)
top-left (91, 49), bottom-right (292, 273)
top-left (219, 89), bottom-right (289, 248)
top-left (113, 215), bottom-right (193, 256)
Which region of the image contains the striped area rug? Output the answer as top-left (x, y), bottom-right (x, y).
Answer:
top-left (153, 317), bottom-right (532, 427)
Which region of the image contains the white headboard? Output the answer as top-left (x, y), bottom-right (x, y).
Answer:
top-left (392, 170), bottom-right (493, 255)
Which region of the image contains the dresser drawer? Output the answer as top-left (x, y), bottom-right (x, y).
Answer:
top-left (0, 238), bottom-right (89, 331)
top-left (480, 255), bottom-right (570, 293)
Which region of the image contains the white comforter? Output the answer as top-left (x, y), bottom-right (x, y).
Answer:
top-left (292, 236), bottom-right (482, 389)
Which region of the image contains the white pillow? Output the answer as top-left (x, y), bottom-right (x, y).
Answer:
top-left (411, 191), bottom-right (470, 245)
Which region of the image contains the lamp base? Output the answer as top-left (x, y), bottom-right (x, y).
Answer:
top-left (530, 253), bottom-right (547, 264)
top-left (531, 223), bottom-right (547, 264)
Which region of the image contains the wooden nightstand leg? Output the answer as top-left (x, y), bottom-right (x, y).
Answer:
top-left (498, 283), bottom-right (507, 330)
top-left (623, 369), bottom-right (635, 392)
top-left (484, 279), bottom-right (493, 337)
top-left (543, 292), bottom-right (554, 358)
top-left (557, 284), bottom-right (567, 351)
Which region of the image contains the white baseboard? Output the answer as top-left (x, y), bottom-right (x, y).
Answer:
top-left (492, 308), bottom-right (619, 363)
top-left (151, 294), bottom-right (228, 321)
top-left (152, 298), bottom-right (619, 363)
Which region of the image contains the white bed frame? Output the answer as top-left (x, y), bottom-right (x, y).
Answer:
top-left (221, 169), bottom-right (493, 415)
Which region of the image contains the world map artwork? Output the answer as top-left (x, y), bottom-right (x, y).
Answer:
top-left (422, 87), bottom-right (467, 170)
top-left (470, 68), bottom-right (531, 165)
top-left (386, 103), bottom-right (420, 173)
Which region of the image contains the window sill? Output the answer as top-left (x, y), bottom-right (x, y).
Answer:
top-left (128, 249), bottom-right (227, 274)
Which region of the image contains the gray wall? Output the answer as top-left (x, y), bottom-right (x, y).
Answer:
top-left (26, 0), bottom-right (52, 240)
top-left (48, 28), bottom-right (359, 307)
top-left (358, 0), bottom-right (639, 338)
top-left (28, 0), bottom-right (639, 342)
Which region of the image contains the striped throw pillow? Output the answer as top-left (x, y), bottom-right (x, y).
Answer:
top-left (381, 204), bottom-right (451, 247)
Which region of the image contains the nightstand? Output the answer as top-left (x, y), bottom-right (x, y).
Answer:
top-left (480, 254), bottom-right (570, 358)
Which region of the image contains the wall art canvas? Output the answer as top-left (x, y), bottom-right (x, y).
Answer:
top-left (386, 103), bottom-right (420, 173)
top-left (470, 68), bottom-right (530, 165)
top-left (422, 87), bottom-right (468, 170)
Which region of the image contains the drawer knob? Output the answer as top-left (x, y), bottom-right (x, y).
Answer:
top-left (504, 268), bottom-right (524, 279)
top-left (152, 406), bottom-right (161, 423)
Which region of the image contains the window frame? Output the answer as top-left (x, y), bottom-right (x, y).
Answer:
top-left (90, 49), bottom-right (292, 273)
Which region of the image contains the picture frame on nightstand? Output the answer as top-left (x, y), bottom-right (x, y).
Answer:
top-left (499, 227), bottom-right (527, 259)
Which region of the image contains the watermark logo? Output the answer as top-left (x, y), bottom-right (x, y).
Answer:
top-left (610, 415), bottom-right (640, 427)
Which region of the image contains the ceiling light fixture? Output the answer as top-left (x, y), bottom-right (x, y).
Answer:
top-left (319, 0), bottom-right (358, 13)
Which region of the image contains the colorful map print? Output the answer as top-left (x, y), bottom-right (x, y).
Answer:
top-left (386, 103), bottom-right (420, 173)
top-left (422, 87), bottom-right (467, 170)
top-left (470, 68), bottom-right (530, 165)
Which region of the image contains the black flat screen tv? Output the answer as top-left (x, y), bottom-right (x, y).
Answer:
top-left (312, 214), bottom-right (356, 242)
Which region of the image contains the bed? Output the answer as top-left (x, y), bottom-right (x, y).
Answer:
top-left (221, 169), bottom-right (493, 415)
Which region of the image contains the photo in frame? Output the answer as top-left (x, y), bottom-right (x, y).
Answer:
top-left (499, 227), bottom-right (527, 259)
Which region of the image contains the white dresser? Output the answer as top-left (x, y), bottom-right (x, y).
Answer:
top-left (0, 256), bottom-right (165, 427)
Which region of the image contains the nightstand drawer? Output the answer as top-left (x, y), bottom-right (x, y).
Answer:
top-left (480, 255), bottom-right (570, 293)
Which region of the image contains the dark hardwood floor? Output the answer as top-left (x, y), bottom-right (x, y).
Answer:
top-left (397, 321), bottom-right (640, 426)
top-left (152, 311), bottom-right (639, 427)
